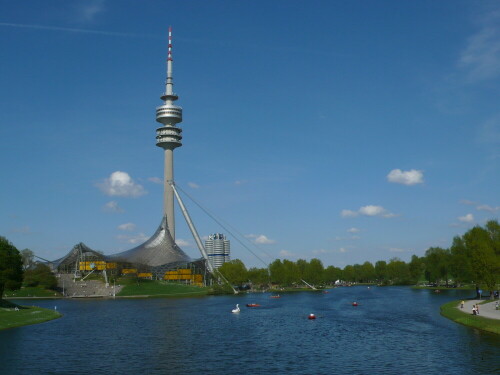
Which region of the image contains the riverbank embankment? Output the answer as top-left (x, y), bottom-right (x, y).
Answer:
top-left (0, 300), bottom-right (61, 330)
top-left (440, 299), bottom-right (500, 335)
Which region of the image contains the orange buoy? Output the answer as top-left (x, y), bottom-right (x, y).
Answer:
top-left (308, 313), bottom-right (316, 320)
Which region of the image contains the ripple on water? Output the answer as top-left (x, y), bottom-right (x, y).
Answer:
top-left (0, 287), bottom-right (498, 375)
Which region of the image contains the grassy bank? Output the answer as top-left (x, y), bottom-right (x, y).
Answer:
top-left (440, 300), bottom-right (500, 335)
top-left (413, 286), bottom-right (474, 291)
top-left (4, 286), bottom-right (61, 298)
top-left (0, 300), bottom-right (61, 330)
top-left (117, 278), bottom-right (208, 297)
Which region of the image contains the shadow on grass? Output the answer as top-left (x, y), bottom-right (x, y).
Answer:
top-left (0, 299), bottom-right (28, 309)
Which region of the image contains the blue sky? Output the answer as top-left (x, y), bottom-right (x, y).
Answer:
top-left (1, 0), bottom-right (499, 268)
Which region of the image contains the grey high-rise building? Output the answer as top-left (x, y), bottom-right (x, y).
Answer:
top-left (205, 234), bottom-right (230, 269)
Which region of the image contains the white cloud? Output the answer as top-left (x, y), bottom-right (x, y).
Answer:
top-left (279, 250), bottom-right (294, 257)
top-left (235, 180), bottom-right (247, 186)
top-left (459, 9), bottom-right (500, 82)
top-left (10, 226), bottom-right (31, 234)
top-left (359, 205), bottom-right (385, 216)
top-left (103, 201), bottom-right (124, 213)
top-left (175, 239), bottom-right (191, 247)
top-left (460, 199), bottom-right (477, 205)
top-left (342, 205), bottom-right (397, 218)
top-left (476, 204), bottom-right (500, 212)
top-left (339, 247), bottom-right (347, 253)
top-left (458, 213), bottom-right (474, 223)
top-left (389, 247), bottom-right (406, 253)
top-left (477, 115), bottom-right (500, 144)
top-left (0, 22), bottom-right (155, 38)
top-left (348, 227), bottom-right (360, 233)
top-left (117, 223), bottom-right (135, 231)
top-left (387, 169), bottom-right (424, 185)
top-left (341, 209), bottom-right (359, 218)
top-left (245, 234), bottom-right (276, 244)
top-left (76, 0), bottom-right (105, 22)
top-left (117, 233), bottom-right (148, 244)
top-left (188, 182), bottom-right (200, 189)
top-left (148, 177), bottom-right (163, 184)
top-left (97, 171), bottom-right (146, 197)
top-left (312, 249), bottom-right (328, 254)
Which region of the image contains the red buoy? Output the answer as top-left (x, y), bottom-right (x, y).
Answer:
top-left (352, 302), bottom-right (358, 306)
top-left (308, 313), bottom-right (316, 320)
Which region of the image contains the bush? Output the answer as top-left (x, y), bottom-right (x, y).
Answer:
top-left (23, 264), bottom-right (57, 289)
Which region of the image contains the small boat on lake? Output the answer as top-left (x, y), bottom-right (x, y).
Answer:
top-left (246, 303), bottom-right (261, 307)
top-left (270, 295), bottom-right (280, 298)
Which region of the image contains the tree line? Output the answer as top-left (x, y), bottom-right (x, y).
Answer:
top-left (219, 220), bottom-right (500, 296)
top-left (0, 237), bottom-right (57, 299)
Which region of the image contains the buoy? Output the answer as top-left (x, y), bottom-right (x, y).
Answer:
top-left (352, 302), bottom-right (358, 306)
top-left (308, 313), bottom-right (316, 320)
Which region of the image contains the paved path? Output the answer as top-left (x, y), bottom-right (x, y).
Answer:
top-left (456, 299), bottom-right (500, 320)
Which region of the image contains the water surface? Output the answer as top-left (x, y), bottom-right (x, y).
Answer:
top-left (1, 287), bottom-right (498, 374)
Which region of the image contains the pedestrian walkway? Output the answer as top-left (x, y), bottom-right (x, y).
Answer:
top-left (456, 299), bottom-right (500, 320)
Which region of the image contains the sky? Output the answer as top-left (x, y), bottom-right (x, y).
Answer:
top-left (1, 0), bottom-right (499, 269)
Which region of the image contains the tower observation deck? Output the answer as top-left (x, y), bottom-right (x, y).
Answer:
top-left (156, 26), bottom-right (182, 239)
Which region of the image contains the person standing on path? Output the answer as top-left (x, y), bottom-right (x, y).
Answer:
top-left (461, 300), bottom-right (464, 309)
top-left (476, 304), bottom-right (479, 315)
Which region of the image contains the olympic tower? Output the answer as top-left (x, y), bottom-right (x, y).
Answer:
top-left (155, 27), bottom-right (182, 239)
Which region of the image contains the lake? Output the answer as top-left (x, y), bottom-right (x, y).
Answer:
top-left (1, 286), bottom-right (499, 374)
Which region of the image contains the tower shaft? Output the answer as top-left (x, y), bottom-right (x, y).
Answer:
top-left (163, 148), bottom-right (175, 236)
top-left (156, 26), bottom-right (183, 239)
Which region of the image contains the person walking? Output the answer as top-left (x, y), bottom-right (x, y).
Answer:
top-left (472, 305), bottom-right (476, 315)
top-left (460, 300), bottom-right (464, 309)
top-left (476, 303), bottom-right (479, 315)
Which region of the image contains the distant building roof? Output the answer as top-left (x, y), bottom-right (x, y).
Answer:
top-left (108, 215), bottom-right (191, 267)
top-left (52, 242), bottom-right (104, 269)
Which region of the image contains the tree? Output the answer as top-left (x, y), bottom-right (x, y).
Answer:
top-left (0, 236), bottom-right (24, 299)
top-left (20, 248), bottom-right (35, 271)
top-left (304, 258), bottom-right (325, 285)
top-left (360, 261), bottom-right (375, 283)
top-left (409, 255), bottom-right (425, 284)
top-left (463, 224), bottom-right (500, 299)
top-left (23, 264), bottom-right (57, 289)
top-left (424, 247), bottom-right (451, 285)
top-left (375, 260), bottom-right (387, 284)
top-left (343, 265), bottom-right (355, 282)
top-left (386, 257), bottom-right (411, 285)
top-left (269, 259), bottom-right (285, 285)
top-left (449, 236), bottom-right (473, 286)
top-left (282, 259), bottom-right (300, 286)
top-left (324, 265), bottom-right (342, 284)
top-left (218, 259), bottom-right (248, 286)
top-left (295, 259), bottom-right (307, 281)
top-left (247, 267), bottom-right (269, 287)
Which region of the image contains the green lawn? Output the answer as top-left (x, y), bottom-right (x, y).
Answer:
top-left (412, 285), bottom-right (475, 290)
top-left (4, 286), bottom-right (61, 298)
top-left (0, 300), bottom-right (61, 330)
top-left (117, 278), bottom-right (208, 297)
top-left (440, 300), bottom-right (500, 335)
